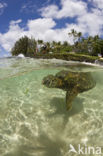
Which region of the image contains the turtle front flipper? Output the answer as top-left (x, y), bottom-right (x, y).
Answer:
top-left (66, 87), bottom-right (78, 111)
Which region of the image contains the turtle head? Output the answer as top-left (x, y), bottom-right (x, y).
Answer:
top-left (42, 75), bottom-right (63, 88)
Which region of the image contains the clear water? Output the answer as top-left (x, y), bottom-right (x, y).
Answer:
top-left (0, 57), bottom-right (103, 156)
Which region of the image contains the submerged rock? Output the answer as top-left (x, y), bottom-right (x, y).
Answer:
top-left (42, 70), bottom-right (96, 111)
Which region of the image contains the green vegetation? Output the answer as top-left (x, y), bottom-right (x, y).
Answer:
top-left (33, 52), bottom-right (98, 63)
top-left (11, 36), bottom-right (37, 56)
top-left (11, 36), bottom-right (29, 56)
top-left (11, 29), bottom-right (103, 62)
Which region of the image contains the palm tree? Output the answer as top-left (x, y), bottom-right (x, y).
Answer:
top-left (77, 32), bottom-right (82, 42)
top-left (45, 42), bottom-right (51, 53)
top-left (37, 40), bottom-right (43, 45)
top-left (91, 35), bottom-right (101, 55)
top-left (27, 38), bottom-right (37, 56)
top-left (11, 36), bottom-right (29, 56)
top-left (69, 29), bottom-right (83, 42)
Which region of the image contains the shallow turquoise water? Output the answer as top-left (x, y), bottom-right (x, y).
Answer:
top-left (0, 57), bottom-right (103, 156)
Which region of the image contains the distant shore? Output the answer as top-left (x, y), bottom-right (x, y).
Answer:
top-left (28, 52), bottom-right (103, 64)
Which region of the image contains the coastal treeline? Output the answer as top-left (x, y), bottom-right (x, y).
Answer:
top-left (11, 29), bottom-right (103, 57)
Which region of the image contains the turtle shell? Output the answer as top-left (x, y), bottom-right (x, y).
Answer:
top-left (55, 70), bottom-right (96, 92)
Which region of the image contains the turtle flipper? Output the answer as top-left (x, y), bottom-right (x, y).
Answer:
top-left (66, 88), bottom-right (78, 111)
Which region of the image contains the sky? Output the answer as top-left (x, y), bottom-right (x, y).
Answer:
top-left (0, 0), bottom-right (103, 57)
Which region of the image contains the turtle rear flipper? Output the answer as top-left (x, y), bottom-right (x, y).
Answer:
top-left (66, 87), bottom-right (78, 111)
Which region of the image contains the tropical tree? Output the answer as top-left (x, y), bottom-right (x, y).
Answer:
top-left (77, 32), bottom-right (82, 42)
top-left (85, 35), bottom-right (101, 56)
top-left (68, 29), bottom-right (83, 52)
top-left (99, 40), bottom-right (103, 56)
top-left (37, 39), bottom-right (43, 45)
top-left (68, 29), bottom-right (78, 43)
top-left (26, 38), bottom-right (37, 56)
top-left (11, 36), bottom-right (29, 56)
top-left (45, 42), bottom-right (51, 53)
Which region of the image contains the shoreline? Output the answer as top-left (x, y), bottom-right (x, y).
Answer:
top-left (29, 53), bottom-right (103, 64)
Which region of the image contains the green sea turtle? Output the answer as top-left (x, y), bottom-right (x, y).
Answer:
top-left (42, 70), bottom-right (96, 110)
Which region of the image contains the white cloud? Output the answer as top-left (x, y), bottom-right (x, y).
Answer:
top-left (89, 0), bottom-right (103, 9)
top-left (0, 2), bottom-right (7, 15)
top-left (10, 19), bottom-right (22, 25)
top-left (65, 8), bottom-right (103, 36)
top-left (0, 0), bottom-right (103, 53)
top-left (0, 18), bottom-right (63, 51)
top-left (40, 0), bottom-right (103, 36)
top-left (0, 18), bottom-right (74, 52)
top-left (77, 11), bottom-right (103, 36)
top-left (40, 0), bottom-right (87, 19)
top-left (25, 18), bottom-right (58, 40)
top-left (0, 19), bottom-right (25, 51)
top-left (21, 1), bottom-right (37, 13)
top-left (0, 12), bottom-right (103, 53)
top-left (39, 5), bottom-right (59, 18)
top-left (27, 18), bottom-right (56, 33)
top-left (57, 0), bottom-right (87, 18)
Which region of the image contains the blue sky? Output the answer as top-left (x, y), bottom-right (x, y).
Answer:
top-left (0, 0), bottom-right (103, 57)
